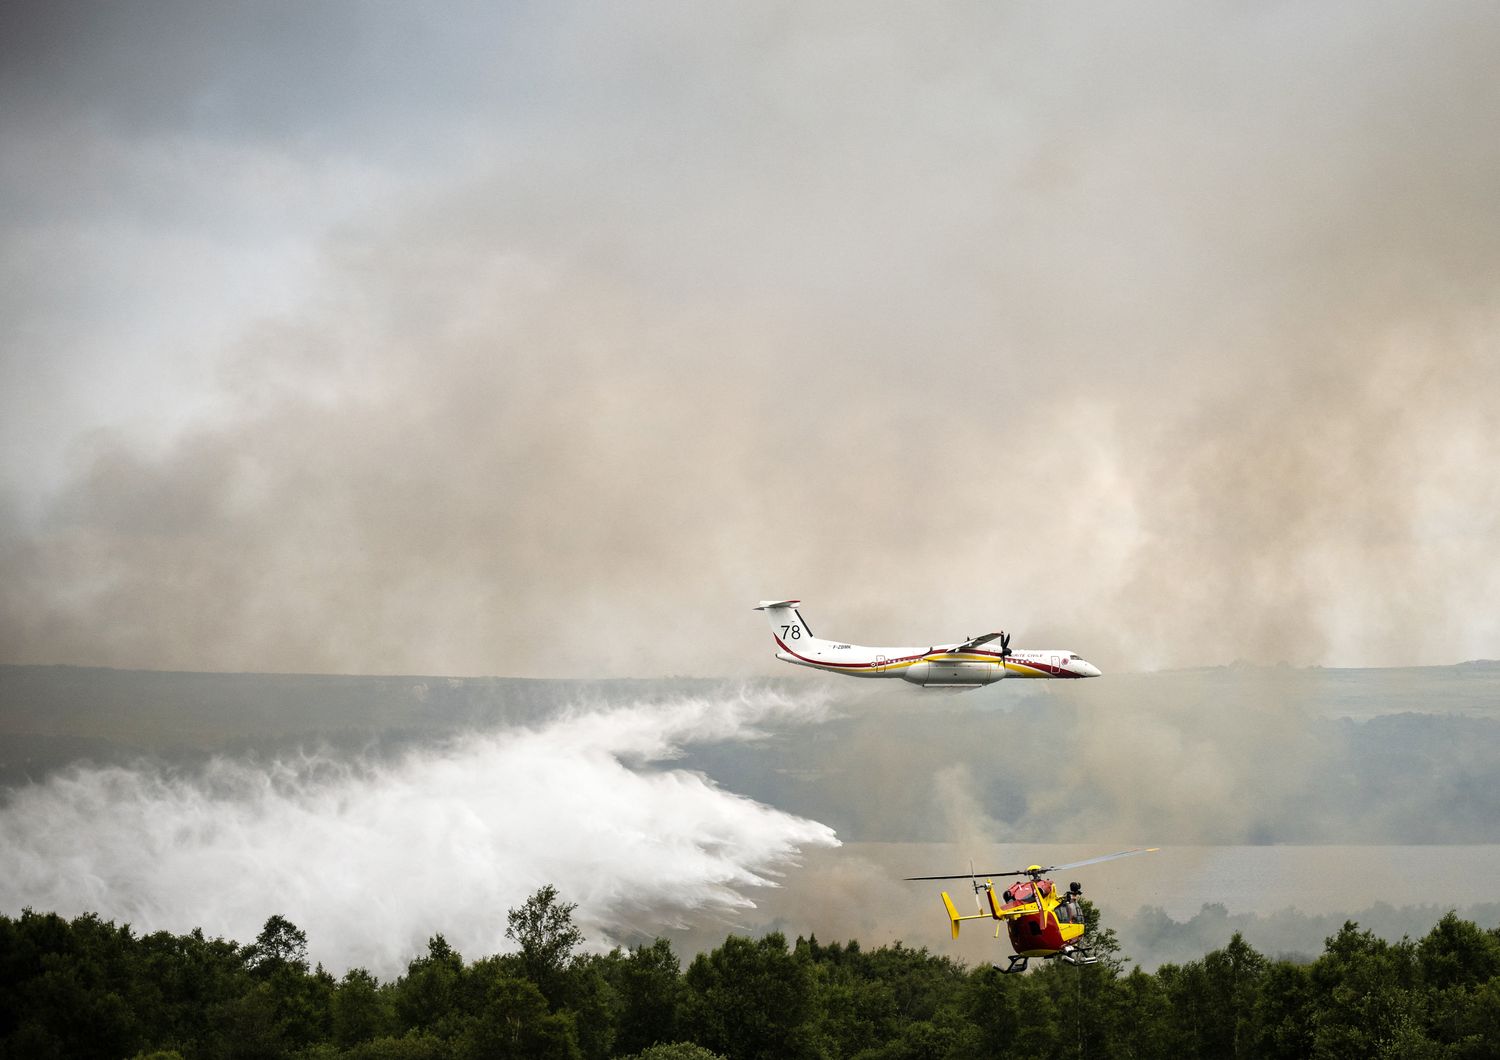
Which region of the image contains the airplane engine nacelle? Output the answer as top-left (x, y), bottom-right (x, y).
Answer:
top-left (901, 662), bottom-right (1004, 687)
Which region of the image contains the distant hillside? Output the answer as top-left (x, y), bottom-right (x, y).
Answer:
top-left (1107, 659), bottom-right (1500, 719)
top-left (4, 662), bottom-right (1499, 843)
top-left (0, 664), bottom-right (742, 787)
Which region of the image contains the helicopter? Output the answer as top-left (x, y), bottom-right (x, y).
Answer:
top-left (905, 848), bottom-right (1158, 974)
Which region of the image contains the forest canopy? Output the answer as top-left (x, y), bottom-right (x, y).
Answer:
top-left (3, 888), bottom-right (1499, 1059)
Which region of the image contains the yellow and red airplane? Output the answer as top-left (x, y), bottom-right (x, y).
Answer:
top-left (754, 600), bottom-right (1101, 687)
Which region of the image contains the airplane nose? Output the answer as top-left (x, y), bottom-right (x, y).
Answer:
top-left (1080, 661), bottom-right (1102, 677)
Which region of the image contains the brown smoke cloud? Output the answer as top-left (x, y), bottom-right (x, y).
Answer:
top-left (3, 3), bottom-right (1499, 675)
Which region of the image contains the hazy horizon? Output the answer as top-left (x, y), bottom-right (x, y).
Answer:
top-left (4, 666), bottom-right (1499, 974)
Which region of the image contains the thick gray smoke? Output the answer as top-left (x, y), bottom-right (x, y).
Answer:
top-left (3, 3), bottom-right (1499, 676)
top-left (0, 688), bottom-right (837, 974)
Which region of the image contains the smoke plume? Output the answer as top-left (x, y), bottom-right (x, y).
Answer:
top-left (3, 4), bottom-right (1500, 676)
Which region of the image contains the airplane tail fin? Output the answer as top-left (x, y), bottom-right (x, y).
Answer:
top-left (753, 599), bottom-right (817, 646)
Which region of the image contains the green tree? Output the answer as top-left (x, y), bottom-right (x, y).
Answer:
top-left (332, 967), bottom-right (394, 1047)
top-left (238, 916), bottom-right (331, 1050)
top-left (607, 939), bottom-right (684, 1055)
top-left (452, 974), bottom-right (580, 1060)
top-left (338, 1034), bottom-right (449, 1059)
top-left (394, 934), bottom-right (467, 1039)
top-left (1113, 966), bottom-right (1177, 1059)
top-left (1157, 959), bottom-right (1214, 1057)
top-left (1078, 897), bottom-right (1125, 974)
top-left (684, 933), bottom-right (817, 1060)
top-left (561, 951), bottom-right (618, 1060)
top-left (1201, 932), bottom-right (1268, 1058)
top-left (0, 910), bottom-right (146, 1059)
top-left (1416, 911), bottom-right (1500, 988)
top-left (132, 925), bottom-right (251, 1056)
top-left (958, 965), bottom-right (1023, 1053)
top-left (808, 961), bottom-right (899, 1056)
top-left (506, 885), bottom-right (584, 1006)
top-left (1308, 922), bottom-right (1433, 1059)
top-left (1428, 977), bottom-right (1500, 1060)
top-left (1006, 970), bottom-right (1063, 1056)
top-left (621, 1045), bottom-right (726, 1060)
top-left (1248, 960), bottom-right (1314, 1060)
top-left (797, 936), bottom-right (969, 1057)
top-left (247, 915), bottom-right (308, 973)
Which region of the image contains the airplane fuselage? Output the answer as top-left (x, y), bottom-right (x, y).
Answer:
top-left (758, 601), bottom-right (1101, 687)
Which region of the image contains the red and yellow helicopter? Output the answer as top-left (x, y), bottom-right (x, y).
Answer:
top-left (906, 848), bottom-right (1158, 974)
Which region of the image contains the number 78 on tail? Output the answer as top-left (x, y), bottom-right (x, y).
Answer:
top-left (753, 600), bottom-right (1101, 688)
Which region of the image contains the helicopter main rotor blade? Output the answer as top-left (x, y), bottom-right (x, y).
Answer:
top-left (906, 847), bottom-right (1160, 882)
top-left (1041, 847), bottom-right (1160, 874)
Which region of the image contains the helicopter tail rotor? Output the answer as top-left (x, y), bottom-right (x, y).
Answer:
top-left (937, 860), bottom-right (1006, 940)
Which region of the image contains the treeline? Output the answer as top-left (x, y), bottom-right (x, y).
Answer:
top-left (3, 888), bottom-right (1499, 1060)
top-left (1125, 899), bottom-right (1500, 969)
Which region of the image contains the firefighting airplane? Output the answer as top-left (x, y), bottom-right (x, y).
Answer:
top-left (754, 600), bottom-right (1102, 687)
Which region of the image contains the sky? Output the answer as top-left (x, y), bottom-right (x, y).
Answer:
top-left (4, 1), bottom-right (1499, 677)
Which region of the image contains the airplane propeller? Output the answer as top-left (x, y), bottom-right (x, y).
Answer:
top-left (928, 630), bottom-right (1010, 659)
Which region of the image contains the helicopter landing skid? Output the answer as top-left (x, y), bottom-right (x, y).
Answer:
top-left (999, 947), bottom-right (1100, 974)
top-left (1058, 945), bottom-right (1098, 967)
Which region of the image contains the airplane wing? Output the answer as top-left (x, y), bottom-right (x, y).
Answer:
top-left (931, 632), bottom-right (1003, 655)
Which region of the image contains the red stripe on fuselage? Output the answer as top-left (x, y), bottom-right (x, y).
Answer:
top-left (772, 636), bottom-right (1085, 676)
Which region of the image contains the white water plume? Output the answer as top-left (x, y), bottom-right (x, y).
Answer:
top-left (0, 687), bottom-right (838, 975)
